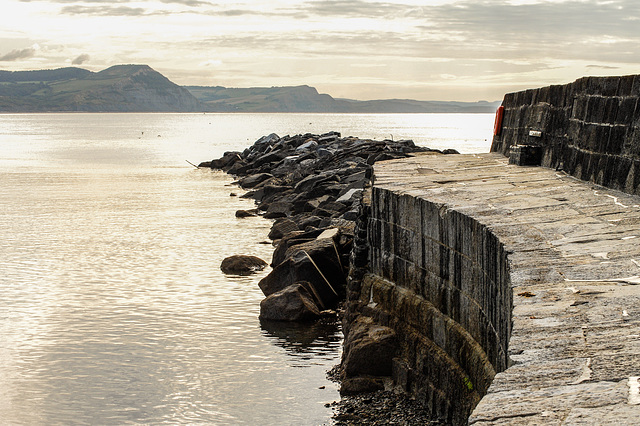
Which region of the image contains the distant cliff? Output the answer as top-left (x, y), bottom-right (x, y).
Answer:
top-left (186, 85), bottom-right (500, 113)
top-left (0, 65), bottom-right (201, 112)
top-left (0, 64), bottom-right (500, 113)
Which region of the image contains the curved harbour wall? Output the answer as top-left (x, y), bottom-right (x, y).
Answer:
top-left (344, 181), bottom-right (512, 424)
top-left (343, 75), bottom-right (640, 425)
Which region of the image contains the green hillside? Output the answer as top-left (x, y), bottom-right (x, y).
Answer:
top-left (0, 65), bottom-right (201, 112)
top-left (186, 85), bottom-right (340, 112)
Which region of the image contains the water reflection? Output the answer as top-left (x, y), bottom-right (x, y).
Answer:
top-left (0, 112), bottom-right (495, 425)
top-left (260, 317), bottom-right (343, 365)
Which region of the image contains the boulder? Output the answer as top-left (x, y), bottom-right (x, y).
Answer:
top-left (342, 316), bottom-right (397, 377)
top-left (235, 209), bottom-right (258, 218)
top-left (259, 282), bottom-right (321, 322)
top-left (318, 200), bottom-right (348, 214)
top-left (304, 183), bottom-right (345, 199)
top-left (225, 160), bottom-right (249, 175)
top-left (268, 218), bottom-right (300, 240)
top-left (296, 139), bottom-right (319, 152)
top-left (291, 193), bottom-right (328, 214)
top-left (259, 235), bottom-right (346, 307)
top-left (220, 255), bottom-right (268, 275)
top-left (296, 215), bottom-right (324, 230)
top-left (293, 173), bottom-right (339, 193)
top-left (263, 201), bottom-right (291, 219)
top-left (252, 151), bottom-right (290, 168)
top-left (270, 228), bottom-right (326, 267)
top-left (336, 188), bottom-right (363, 204)
top-left (317, 148), bottom-right (333, 158)
top-left (198, 151), bottom-right (242, 169)
top-left (239, 173), bottom-right (273, 189)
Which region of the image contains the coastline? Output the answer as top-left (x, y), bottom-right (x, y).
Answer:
top-left (201, 131), bottom-right (458, 424)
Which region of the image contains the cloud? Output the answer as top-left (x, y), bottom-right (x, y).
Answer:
top-left (0, 47), bottom-right (36, 61)
top-left (21, 0), bottom-right (210, 3)
top-left (587, 64), bottom-right (620, 70)
top-left (159, 0), bottom-right (211, 6)
top-left (72, 53), bottom-right (90, 65)
top-left (302, 0), bottom-right (408, 18)
top-left (200, 59), bottom-right (222, 67)
top-left (60, 5), bottom-right (148, 16)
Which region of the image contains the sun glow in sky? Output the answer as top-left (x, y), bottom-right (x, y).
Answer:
top-left (2, 0), bottom-right (640, 101)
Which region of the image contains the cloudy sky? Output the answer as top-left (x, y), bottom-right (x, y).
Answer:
top-left (2, 0), bottom-right (639, 101)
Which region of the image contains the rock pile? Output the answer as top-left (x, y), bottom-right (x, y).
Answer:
top-left (201, 131), bottom-right (452, 321)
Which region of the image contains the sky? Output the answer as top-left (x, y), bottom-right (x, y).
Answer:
top-left (1, 0), bottom-right (639, 102)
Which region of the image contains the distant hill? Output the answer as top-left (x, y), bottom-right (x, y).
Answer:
top-left (185, 85), bottom-right (339, 112)
top-left (0, 65), bottom-right (201, 112)
top-left (185, 85), bottom-right (500, 113)
top-left (0, 64), bottom-right (500, 113)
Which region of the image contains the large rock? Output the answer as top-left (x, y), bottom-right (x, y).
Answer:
top-left (235, 209), bottom-right (258, 218)
top-left (271, 228), bottom-right (326, 267)
top-left (198, 151), bottom-right (242, 169)
top-left (293, 172), bottom-right (339, 193)
top-left (268, 218), bottom-right (300, 240)
top-left (239, 173), bottom-right (273, 189)
top-left (342, 316), bottom-right (397, 377)
top-left (259, 282), bottom-right (321, 322)
top-left (263, 201), bottom-right (291, 219)
top-left (220, 255), bottom-right (268, 275)
top-left (258, 237), bottom-right (345, 308)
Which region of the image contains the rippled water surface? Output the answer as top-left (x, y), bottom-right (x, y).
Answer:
top-left (0, 113), bottom-right (493, 425)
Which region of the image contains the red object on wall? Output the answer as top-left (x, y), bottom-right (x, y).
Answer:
top-left (493, 105), bottom-right (505, 136)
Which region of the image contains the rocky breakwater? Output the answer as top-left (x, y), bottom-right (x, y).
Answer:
top-left (200, 132), bottom-right (446, 322)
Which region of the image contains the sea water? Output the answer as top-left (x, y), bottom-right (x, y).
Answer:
top-left (0, 113), bottom-right (494, 425)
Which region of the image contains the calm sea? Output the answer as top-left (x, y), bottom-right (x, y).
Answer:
top-left (0, 113), bottom-right (494, 425)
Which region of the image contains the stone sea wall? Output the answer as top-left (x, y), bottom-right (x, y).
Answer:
top-left (491, 74), bottom-right (640, 194)
top-left (343, 183), bottom-right (512, 424)
top-left (341, 75), bottom-right (640, 425)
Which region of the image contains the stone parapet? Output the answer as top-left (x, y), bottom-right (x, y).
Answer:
top-left (491, 75), bottom-right (640, 195)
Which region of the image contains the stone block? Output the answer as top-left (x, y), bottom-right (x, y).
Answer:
top-left (603, 96), bottom-right (620, 123)
top-left (631, 75), bottom-right (640, 96)
top-left (548, 84), bottom-right (566, 107)
top-left (616, 96), bottom-right (638, 124)
top-left (618, 75), bottom-right (635, 96)
top-left (606, 125), bottom-right (626, 155)
top-left (601, 76), bottom-right (621, 96)
top-left (585, 95), bottom-right (606, 123)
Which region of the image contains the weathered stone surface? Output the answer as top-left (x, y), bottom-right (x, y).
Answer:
top-left (267, 218), bottom-right (300, 241)
top-left (270, 228), bottom-right (325, 267)
top-left (342, 316), bottom-right (397, 377)
top-left (350, 152), bottom-right (640, 424)
top-left (220, 255), bottom-right (267, 275)
top-left (239, 173), bottom-right (273, 189)
top-left (198, 151), bottom-right (241, 169)
top-left (259, 282), bottom-right (321, 322)
top-left (258, 242), bottom-right (343, 308)
top-left (294, 173), bottom-right (340, 193)
top-left (263, 201), bottom-right (291, 219)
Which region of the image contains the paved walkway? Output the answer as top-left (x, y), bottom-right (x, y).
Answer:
top-left (374, 152), bottom-right (640, 424)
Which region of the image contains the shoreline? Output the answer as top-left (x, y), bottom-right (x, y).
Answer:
top-left (201, 131), bottom-right (457, 424)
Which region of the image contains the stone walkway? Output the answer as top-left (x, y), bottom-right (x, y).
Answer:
top-left (373, 152), bottom-right (640, 425)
